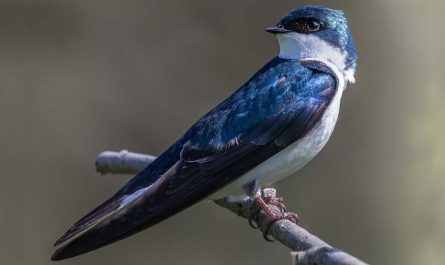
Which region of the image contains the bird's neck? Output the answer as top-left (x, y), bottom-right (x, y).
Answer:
top-left (276, 33), bottom-right (355, 84)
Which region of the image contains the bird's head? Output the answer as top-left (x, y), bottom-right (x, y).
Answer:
top-left (266, 6), bottom-right (357, 84)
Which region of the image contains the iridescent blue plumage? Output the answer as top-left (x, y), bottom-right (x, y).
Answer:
top-left (125, 57), bottom-right (335, 193)
top-left (52, 5), bottom-right (357, 261)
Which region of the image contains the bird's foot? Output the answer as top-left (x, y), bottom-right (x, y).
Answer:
top-left (264, 196), bottom-right (286, 212)
top-left (252, 191), bottom-right (299, 241)
top-left (248, 202), bottom-right (261, 229)
top-left (242, 181), bottom-right (298, 240)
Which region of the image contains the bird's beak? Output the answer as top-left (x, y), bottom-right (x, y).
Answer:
top-left (265, 25), bottom-right (290, 34)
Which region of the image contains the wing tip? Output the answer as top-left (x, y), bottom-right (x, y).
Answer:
top-left (53, 235), bottom-right (68, 246)
top-left (51, 243), bottom-right (87, 261)
top-left (52, 227), bottom-right (84, 247)
top-left (51, 234), bottom-right (85, 260)
top-left (53, 240), bottom-right (64, 247)
top-left (51, 230), bottom-right (101, 261)
top-left (51, 246), bottom-right (74, 261)
top-left (50, 250), bottom-right (64, 261)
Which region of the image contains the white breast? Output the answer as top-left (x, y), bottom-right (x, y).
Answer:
top-left (211, 59), bottom-right (346, 201)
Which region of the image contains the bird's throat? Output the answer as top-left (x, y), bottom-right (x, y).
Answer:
top-left (276, 33), bottom-right (355, 83)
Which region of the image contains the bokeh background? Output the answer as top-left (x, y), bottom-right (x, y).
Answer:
top-left (1, 0), bottom-right (444, 264)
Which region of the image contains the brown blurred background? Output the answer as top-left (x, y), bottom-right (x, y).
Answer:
top-left (1, 0), bottom-right (444, 264)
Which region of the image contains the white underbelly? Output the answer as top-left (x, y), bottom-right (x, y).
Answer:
top-left (210, 86), bottom-right (344, 200)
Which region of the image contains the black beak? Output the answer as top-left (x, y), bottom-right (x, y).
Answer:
top-left (265, 25), bottom-right (290, 34)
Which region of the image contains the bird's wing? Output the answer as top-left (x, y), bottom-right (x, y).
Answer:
top-left (52, 58), bottom-right (337, 260)
top-left (52, 141), bottom-right (184, 246)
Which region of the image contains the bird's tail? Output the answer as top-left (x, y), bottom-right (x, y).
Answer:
top-left (51, 161), bottom-right (197, 261)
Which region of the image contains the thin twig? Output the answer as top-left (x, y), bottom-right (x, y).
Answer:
top-left (95, 150), bottom-right (368, 265)
top-left (95, 150), bottom-right (156, 175)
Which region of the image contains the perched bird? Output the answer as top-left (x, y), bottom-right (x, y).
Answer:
top-left (52, 5), bottom-right (357, 260)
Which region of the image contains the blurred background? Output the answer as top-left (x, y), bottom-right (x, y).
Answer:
top-left (1, 0), bottom-right (444, 264)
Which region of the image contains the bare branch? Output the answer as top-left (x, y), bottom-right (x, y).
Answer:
top-left (95, 150), bottom-right (368, 265)
top-left (95, 150), bottom-right (155, 175)
top-left (291, 247), bottom-right (367, 265)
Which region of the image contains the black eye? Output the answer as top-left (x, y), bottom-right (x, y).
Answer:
top-left (283, 18), bottom-right (324, 33)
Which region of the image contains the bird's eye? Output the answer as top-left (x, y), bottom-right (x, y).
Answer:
top-left (284, 18), bottom-right (324, 33)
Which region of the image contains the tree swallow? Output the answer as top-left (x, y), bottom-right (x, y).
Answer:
top-left (52, 5), bottom-right (357, 260)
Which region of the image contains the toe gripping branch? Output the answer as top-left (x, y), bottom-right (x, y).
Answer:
top-left (248, 189), bottom-right (298, 239)
top-left (242, 180), bottom-right (299, 241)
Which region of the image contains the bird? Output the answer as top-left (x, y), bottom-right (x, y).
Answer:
top-left (52, 5), bottom-right (357, 261)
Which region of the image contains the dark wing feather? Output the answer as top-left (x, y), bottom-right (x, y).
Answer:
top-left (52, 58), bottom-right (337, 260)
top-left (53, 141), bottom-right (184, 246)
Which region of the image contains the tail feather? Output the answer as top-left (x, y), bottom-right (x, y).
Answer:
top-left (52, 143), bottom-right (185, 260)
top-left (51, 165), bottom-right (186, 261)
top-left (54, 194), bottom-right (124, 246)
